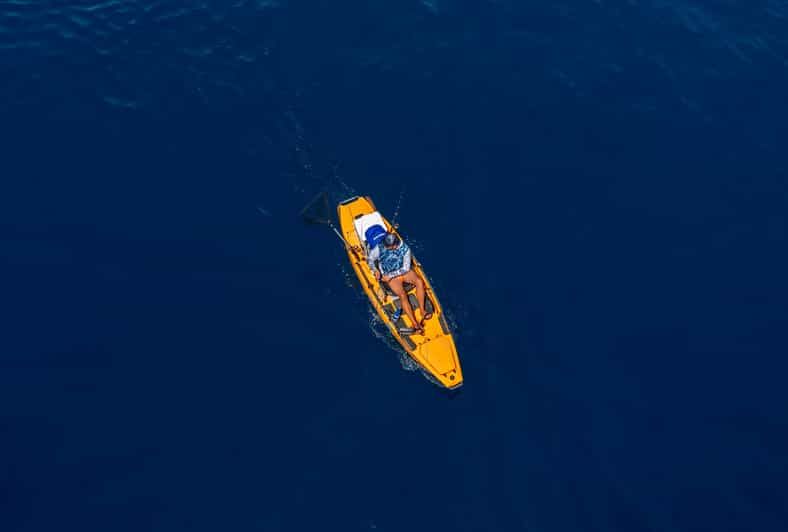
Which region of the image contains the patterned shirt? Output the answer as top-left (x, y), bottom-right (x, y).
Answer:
top-left (366, 241), bottom-right (412, 279)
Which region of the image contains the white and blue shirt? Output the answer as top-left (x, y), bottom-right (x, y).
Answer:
top-left (367, 240), bottom-right (412, 279)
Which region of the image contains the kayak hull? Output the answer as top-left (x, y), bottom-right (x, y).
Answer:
top-left (337, 196), bottom-right (463, 389)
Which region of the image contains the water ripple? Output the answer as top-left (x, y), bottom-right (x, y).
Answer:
top-left (1, 0), bottom-right (786, 117)
top-left (0, 0), bottom-right (283, 111)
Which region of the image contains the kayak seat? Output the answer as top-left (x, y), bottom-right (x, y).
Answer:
top-left (386, 291), bottom-right (434, 315)
top-left (353, 211), bottom-right (387, 244)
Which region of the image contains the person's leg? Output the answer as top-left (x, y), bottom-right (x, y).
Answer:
top-left (388, 276), bottom-right (421, 331)
top-left (402, 271), bottom-right (429, 321)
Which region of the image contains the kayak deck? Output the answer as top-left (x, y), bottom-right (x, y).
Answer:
top-left (337, 196), bottom-right (463, 389)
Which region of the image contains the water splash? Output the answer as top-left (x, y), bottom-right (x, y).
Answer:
top-left (368, 309), bottom-right (422, 374)
top-left (367, 310), bottom-right (403, 354)
top-left (398, 352), bottom-right (419, 373)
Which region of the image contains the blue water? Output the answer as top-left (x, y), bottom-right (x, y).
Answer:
top-left (2, 1), bottom-right (788, 531)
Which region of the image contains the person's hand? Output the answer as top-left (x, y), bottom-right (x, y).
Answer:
top-left (374, 270), bottom-right (381, 281)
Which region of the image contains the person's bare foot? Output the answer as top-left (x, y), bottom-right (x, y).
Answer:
top-left (409, 319), bottom-right (424, 335)
top-left (419, 311), bottom-right (433, 329)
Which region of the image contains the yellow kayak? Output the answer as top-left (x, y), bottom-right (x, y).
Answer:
top-left (337, 196), bottom-right (463, 388)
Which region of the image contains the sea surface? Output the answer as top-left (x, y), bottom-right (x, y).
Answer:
top-left (2, 1), bottom-right (788, 531)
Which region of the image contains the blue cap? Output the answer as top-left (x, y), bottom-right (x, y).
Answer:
top-left (364, 224), bottom-right (387, 248)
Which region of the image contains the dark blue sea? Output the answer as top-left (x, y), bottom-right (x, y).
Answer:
top-left (2, 1), bottom-right (788, 531)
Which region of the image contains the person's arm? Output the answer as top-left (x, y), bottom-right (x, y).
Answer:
top-left (402, 243), bottom-right (412, 272)
top-left (367, 245), bottom-right (380, 277)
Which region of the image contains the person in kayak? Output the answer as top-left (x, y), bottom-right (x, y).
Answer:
top-left (365, 227), bottom-right (432, 332)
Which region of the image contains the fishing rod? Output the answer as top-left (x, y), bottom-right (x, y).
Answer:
top-left (390, 184), bottom-right (405, 229)
top-left (328, 222), bottom-right (351, 249)
top-left (300, 191), bottom-right (388, 300)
